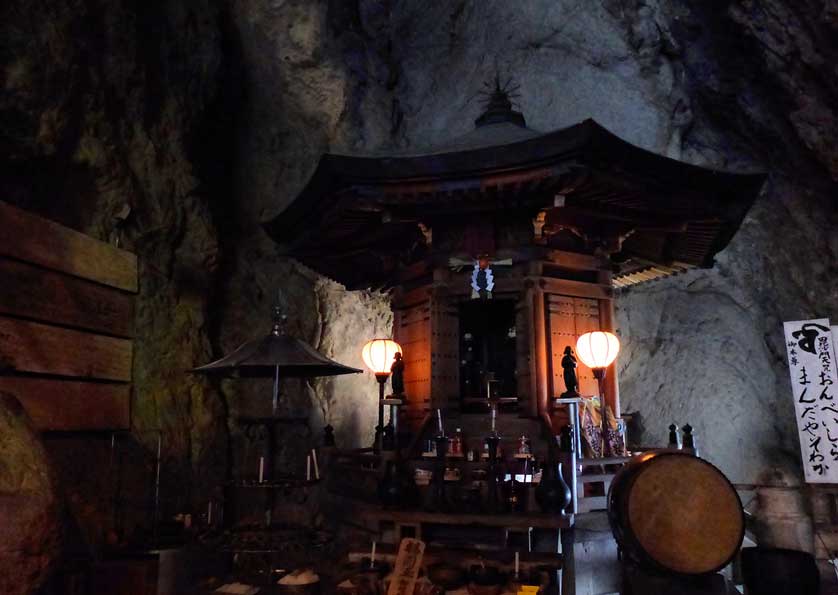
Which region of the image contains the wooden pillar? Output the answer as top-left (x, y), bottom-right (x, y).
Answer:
top-left (515, 293), bottom-right (533, 415)
top-left (531, 280), bottom-right (549, 418)
top-left (598, 297), bottom-right (620, 417)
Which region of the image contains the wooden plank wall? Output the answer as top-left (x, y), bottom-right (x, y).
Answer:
top-left (393, 293), bottom-right (432, 430)
top-left (546, 293), bottom-right (620, 416)
top-left (429, 289), bottom-right (459, 410)
top-left (0, 201), bottom-right (137, 431)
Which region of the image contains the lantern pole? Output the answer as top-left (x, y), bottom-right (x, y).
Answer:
top-left (362, 339), bottom-right (402, 454)
top-left (271, 307), bottom-right (284, 416)
top-left (593, 367), bottom-right (608, 458)
top-left (272, 364), bottom-right (279, 415)
top-left (374, 373), bottom-right (388, 454)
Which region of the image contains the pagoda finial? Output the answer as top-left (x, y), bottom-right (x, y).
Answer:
top-left (475, 73), bottom-right (525, 128)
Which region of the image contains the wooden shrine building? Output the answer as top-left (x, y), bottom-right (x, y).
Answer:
top-left (265, 85), bottom-right (764, 432)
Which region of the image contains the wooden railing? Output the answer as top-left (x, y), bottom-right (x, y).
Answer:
top-left (553, 397), bottom-right (633, 515)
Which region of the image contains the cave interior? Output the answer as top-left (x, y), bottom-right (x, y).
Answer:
top-left (2, 1), bottom-right (838, 595)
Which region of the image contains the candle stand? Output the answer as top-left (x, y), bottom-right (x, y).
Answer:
top-left (433, 433), bottom-right (449, 511)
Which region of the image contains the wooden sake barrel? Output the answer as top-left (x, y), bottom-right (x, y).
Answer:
top-left (608, 452), bottom-right (744, 575)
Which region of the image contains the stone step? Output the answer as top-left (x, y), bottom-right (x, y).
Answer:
top-left (572, 536), bottom-right (621, 595)
top-left (570, 511), bottom-right (621, 595)
top-left (578, 496), bottom-right (607, 513)
top-left (574, 512), bottom-right (615, 542)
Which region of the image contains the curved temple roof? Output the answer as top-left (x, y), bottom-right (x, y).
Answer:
top-left (265, 117), bottom-right (765, 290)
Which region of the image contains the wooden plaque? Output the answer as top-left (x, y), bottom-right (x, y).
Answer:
top-left (0, 377), bottom-right (130, 431)
top-left (0, 201), bottom-right (137, 431)
top-left (386, 538), bottom-right (426, 595)
top-left (0, 317), bottom-right (132, 382)
top-left (0, 257), bottom-right (134, 338)
top-left (0, 200), bottom-right (138, 292)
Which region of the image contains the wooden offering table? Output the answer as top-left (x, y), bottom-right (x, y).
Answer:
top-left (358, 508), bottom-right (572, 551)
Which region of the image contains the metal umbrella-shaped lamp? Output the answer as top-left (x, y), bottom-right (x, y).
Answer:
top-left (193, 306), bottom-right (363, 414)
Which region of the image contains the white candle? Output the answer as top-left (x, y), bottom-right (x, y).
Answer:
top-left (258, 456), bottom-right (265, 483)
top-left (306, 455), bottom-right (311, 481)
top-left (371, 541), bottom-right (376, 567)
top-left (515, 551), bottom-right (519, 576)
top-left (491, 407), bottom-right (496, 432)
top-left (311, 449), bottom-right (320, 479)
top-left (437, 408), bottom-right (443, 434)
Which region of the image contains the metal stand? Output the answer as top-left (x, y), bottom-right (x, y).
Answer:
top-left (383, 398), bottom-right (402, 452)
top-left (593, 368), bottom-right (608, 458)
top-left (373, 374), bottom-right (388, 453)
top-left (485, 432), bottom-right (501, 514)
top-left (433, 434), bottom-right (449, 511)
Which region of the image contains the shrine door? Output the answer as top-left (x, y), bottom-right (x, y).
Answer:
top-left (547, 294), bottom-right (605, 398)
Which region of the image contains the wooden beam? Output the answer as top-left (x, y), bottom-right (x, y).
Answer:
top-left (0, 376), bottom-right (130, 431)
top-left (395, 259), bottom-right (431, 285)
top-left (633, 269), bottom-right (657, 282)
top-left (545, 249), bottom-right (607, 271)
top-left (599, 298), bottom-right (620, 417)
top-left (0, 317), bottom-right (132, 381)
top-left (0, 257), bottom-right (134, 338)
top-left (621, 273), bottom-right (644, 286)
top-left (540, 277), bottom-right (613, 300)
top-left (393, 285), bottom-right (432, 310)
top-left (0, 201), bottom-right (138, 292)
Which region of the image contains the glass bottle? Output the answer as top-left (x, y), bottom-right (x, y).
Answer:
top-left (451, 428), bottom-right (463, 456)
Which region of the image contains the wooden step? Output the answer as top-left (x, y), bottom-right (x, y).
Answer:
top-left (360, 507), bottom-right (572, 529)
top-left (580, 456), bottom-right (631, 467)
top-left (347, 543), bottom-right (561, 571)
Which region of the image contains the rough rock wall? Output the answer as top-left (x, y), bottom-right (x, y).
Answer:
top-left (2, 0), bottom-right (837, 579)
top-left (1, 0), bottom-right (233, 573)
top-left (0, 0), bottom-right (394, 569)
top-left (219, 0), bottom-right (394, 460)
top-left (382, 0), bottom-right (838, 490)
top-left (614, 0), bottom-right (838, 486)
top-left (388, 1), bottom-right (688, 156)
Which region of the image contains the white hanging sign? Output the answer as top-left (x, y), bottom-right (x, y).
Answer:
top-left (783, 318), bottom-right (838, 483)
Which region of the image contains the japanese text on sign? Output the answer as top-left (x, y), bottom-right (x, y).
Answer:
top-left (386, 538), bottom-right (425, 595)
top-left (784, 319), bottom-right (838, 483)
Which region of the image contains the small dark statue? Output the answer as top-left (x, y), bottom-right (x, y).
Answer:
top-left (561, 346), bottom-right (579, 396)
top-left (323, 424), bottom-right (336, 447)
top-left (391, 352), bottom-right (405, 395)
